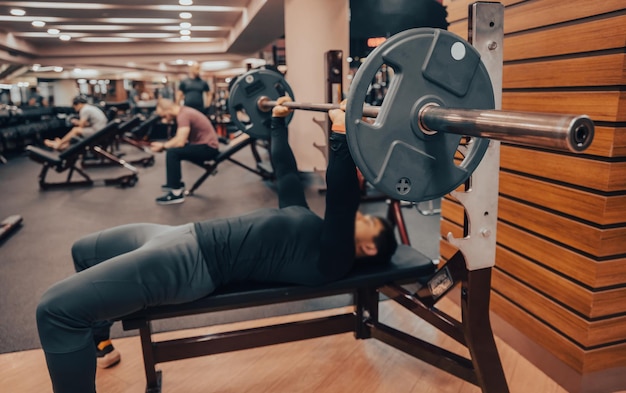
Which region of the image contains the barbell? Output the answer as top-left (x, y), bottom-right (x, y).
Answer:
top-left (228, 28), bottom-right (594, 202)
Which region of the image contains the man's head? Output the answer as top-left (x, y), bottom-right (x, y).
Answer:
top-left (188, 63), bottom-right (201, 78)
top-left (156, 98), bottom-right (180, 121)
top-left (72, 96), bottom-right (88, 110)
top-left (354, 212), bottom-right (398, 265)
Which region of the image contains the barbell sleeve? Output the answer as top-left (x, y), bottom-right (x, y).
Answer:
top-left (418, 105), bottom-right (594, 153)
top-left (257, 96), bottom-right (594, 153)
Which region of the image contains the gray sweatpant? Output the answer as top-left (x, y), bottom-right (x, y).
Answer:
top-left (36, 223), bottom-right (215, 393)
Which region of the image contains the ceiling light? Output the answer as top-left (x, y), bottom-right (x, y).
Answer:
top-left (179, 22), bottom-right (191, 29)
top-left (47, 28), bottom-right (60, 35)
top-left (78, 37), bottom-right (134, 43)
top-left (10, 9), bottom-right (26, 16)
top-left (59, 34), bottom-right (71, 41)
top-left (54, 67), bottom-right (64, 72)
top-left (32, 21), bottom-right (46, 27)
top-left (179, 0), bottom-right (193, 5)
top-left (179, 12), bottom-right (192, 19)
top-left (175, 59), bottom-right (185, 65)
top-left (180, 35), bottom-right (191, 41)
top-left (180, 30), bottom-right (191, 35)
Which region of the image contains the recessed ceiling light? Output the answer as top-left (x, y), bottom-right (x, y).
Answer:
top-left (53, 67), bottom-right (63, 72)
top-left (180, 35), bottom-right (191, 41)
top-left (179, 12), bottom-right (192, 19)
top-left (180, 30), bottom-right (191, 35)
top-left (32, 21), bottom-right (46, 27)
top-left (47, 28), bottom-right (60, 35)
top-left (179, 0), bottom-right (193, 5)
top-left (59, 34), bottom-right (71, 41)
top-left (10, 9), bottom-right (26, 16)
top-left (180, 22), bottom-right (191, 29)
top-left (175, 59), bottom-right (185, 64)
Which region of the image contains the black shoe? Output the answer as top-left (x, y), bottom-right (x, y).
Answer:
top-left (156, 190), bottom-right (185, 205)
top-left (96, 339), bottom-right (121, 369)
top-left (161, 182), bottom-right (185, 192)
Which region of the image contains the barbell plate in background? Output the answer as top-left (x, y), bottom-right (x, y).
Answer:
top-left (346, 28), bottom-right (495, 203)
top-left (228, 69), bottom-right (296, 140)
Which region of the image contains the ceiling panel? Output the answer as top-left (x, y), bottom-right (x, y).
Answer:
top-left (0, 0), bottom-right (284, 81)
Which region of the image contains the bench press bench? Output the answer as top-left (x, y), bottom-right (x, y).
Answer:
top-left (120, 244), bottom-right (436, 393)
top-left (119, 195), bottom-right (509, 393)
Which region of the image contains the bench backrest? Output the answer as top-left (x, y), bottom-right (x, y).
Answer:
top-left (58, 120), bottom-right (120, 160)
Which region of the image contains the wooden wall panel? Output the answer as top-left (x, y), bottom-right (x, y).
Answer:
top-left (441, 0), bottom-right (626, 386)
top-left (499, 171), bottom-right (626, 225)
top-left (496, 246), bottom-right (626, 318)
top-left (500, 146), bottom-right (626, 191)
top-left (502, 14), bottom-right (626, 61)
top-left (491, 291), bottom-right (626, 374)
top-left (493, 270), bottom-right (626, 347)
top-left (503, 91), bottom-right (626, 122)
top-left (448, 0), bottom-right (626, 35)
top-left (498, 198), bottom-right (626, 257)
top-left (497, 222), bottom-right (626, 288)
top-left (503, 54), bottom-right (626, 88)
top-left (584, 126), bottom-right (626, 158)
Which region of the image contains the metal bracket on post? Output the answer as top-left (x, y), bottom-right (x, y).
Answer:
top-left (446, 2), bottom-right (504, 272)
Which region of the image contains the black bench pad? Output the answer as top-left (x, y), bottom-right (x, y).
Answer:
top-left (121, 244), bottom-right (435, 327)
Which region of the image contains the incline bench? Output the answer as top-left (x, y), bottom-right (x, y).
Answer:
top-left (25, 116), bottom-right (143, 189)
top-left (185, 133), bottom-right (274, 196)
top-left (120, 201), bottom-right (509, 393)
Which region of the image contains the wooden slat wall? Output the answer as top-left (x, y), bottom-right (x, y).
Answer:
top-left (441, 0), bottom-right (626, 381)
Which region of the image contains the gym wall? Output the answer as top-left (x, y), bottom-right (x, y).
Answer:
top-left (441, 0), bottom-right (626, 391)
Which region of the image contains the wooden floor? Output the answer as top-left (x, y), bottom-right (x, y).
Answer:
top-left (0, 296), bottom-right (576, 393)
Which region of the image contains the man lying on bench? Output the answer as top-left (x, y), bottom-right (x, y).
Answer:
top-left (36, 97), bottom-right (398, 393)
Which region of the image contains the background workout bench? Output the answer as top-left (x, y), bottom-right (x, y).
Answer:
top-left (185, 133), bottom-right (274, 196)
top-left (25, 116), bottom-right (143, 189)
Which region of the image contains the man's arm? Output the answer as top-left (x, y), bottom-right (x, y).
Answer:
top-left (151, 126), bottom-right (189, 152)
top-left (176, 82), bottom-right (185, 105)
top-left (203, 82), bottom-right (212, 108)
top-left (270, 96), bottom-right (308, 208)
top-left (316, 134), bottom-right (360, 279)
top-left (316, 105), bottom-right (360, 280)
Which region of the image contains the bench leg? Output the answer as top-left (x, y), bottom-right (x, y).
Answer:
top-left (138, 321), bottom-right (162, 393)
top-left (462, 268), bottom-right (509, 393)
top-left (355, 287), bottom-right (379, 339)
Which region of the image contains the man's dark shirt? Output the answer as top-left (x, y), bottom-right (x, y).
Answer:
top-left (178, 77), bottom-right (209, 111)
top-left (194, 117), bottom-right (360, 287)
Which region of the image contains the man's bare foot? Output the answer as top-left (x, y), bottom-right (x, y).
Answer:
top-left (44, 138), bottom-right (62, 150)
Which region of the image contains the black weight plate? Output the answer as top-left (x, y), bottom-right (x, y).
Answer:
top-left (346, 28), bottom-right (494, 202)
top-left (228, 69), bottom-right (295, 140)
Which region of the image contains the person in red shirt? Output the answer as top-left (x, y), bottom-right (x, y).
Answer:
top-left (151, 98), bottom-right (220, 204)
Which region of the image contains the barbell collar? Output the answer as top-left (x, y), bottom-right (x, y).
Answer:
top-left (418, 105), bottom-right (595, 153)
